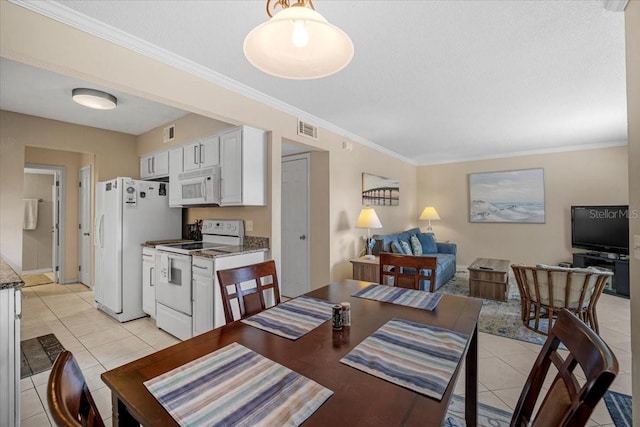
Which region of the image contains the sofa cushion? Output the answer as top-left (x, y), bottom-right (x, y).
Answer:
top-left (417, 233), bottom-right (438, 254)
top-left (390, 241), bottom-right (404, 254)
top-left (399, 240), bottom-right (413, 255)
top-left (410, 235), bottom-right (423, 256)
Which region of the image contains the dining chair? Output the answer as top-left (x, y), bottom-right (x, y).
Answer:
top-left (216, 259), bottom-right (282, 324)
top-left (47, 350), bottom-right (105, 427)
top-left (378, 252), bottom-right (438, 292)
top-left (510, 308), bottom-right (618, 427)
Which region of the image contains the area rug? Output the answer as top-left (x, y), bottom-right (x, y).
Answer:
top-left (20, 334), bottom-right (65, 378)
top-left (444, 394), bottom-right (512, 426)
top-left (604, 390), bottom-right (633, 427)
top-left (22, 273), bottom-right (53, 287)
top-left (437, 270), bottom-right (547, 345)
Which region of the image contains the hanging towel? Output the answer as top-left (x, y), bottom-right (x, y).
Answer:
top-left (23, 199), bottom-right (39, 230)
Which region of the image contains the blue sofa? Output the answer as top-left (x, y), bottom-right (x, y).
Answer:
top-left (372, 227), bottom-right (456, 291)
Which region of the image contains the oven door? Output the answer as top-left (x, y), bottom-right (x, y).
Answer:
top-left (156, 252), bottom-right (192, 315)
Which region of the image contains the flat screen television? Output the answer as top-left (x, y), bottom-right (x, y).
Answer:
top-left (571, 205), bottom-right (629, 255)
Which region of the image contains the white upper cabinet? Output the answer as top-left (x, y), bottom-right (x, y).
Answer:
top-left (220, 126), bottom-right (266, 206)
top-left (183, 135), bottom-right (220, 172)
top-left (140, 150), bottom-right (169, 180)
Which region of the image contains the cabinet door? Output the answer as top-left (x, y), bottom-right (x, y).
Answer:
top-left (199, 135), bottom-right (220, 168)
top-left (182, 141), bottom-right (201, 172)
top-left (192, 274), bottom-right (214, 336)
top-left (154, 150), bottom-right (169, 177)
top-left (142, 259), bottom-right (155, 317)
top-left (140, 154), bottom-right (154, 179)
top-left (220, 128), bottom-right (243, 205)
top-left (168, 148), bottom-right (183, 207)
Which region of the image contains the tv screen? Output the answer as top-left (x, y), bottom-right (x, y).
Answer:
top-left (571, 206), bottom-right (629, 255)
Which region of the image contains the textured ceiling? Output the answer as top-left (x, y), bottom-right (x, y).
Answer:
top-left (5, 0), bottom-right (628, 164)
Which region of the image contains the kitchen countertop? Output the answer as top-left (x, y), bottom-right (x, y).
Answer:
top-left (0, 258), bottom-right (24, 290)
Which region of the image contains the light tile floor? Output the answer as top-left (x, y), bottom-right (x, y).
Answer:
top-left (20, 283), bottom-right (631, 426)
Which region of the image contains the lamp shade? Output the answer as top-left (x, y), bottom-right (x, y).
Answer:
top-left (72, 88), bottom-right (117, 110)
top-left (419, 207), bottom-right (441, 221)
top-left (243, 5), bottom-right (354, 79)
top-left (356, 206), bottom-right (383, 229)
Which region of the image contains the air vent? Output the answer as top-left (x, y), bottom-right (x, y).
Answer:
top-left (297, 119), bottom-right (318, 140)
top-left (163, 124), bottom-right (175, 143)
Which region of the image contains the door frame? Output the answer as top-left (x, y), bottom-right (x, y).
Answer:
top-left (78, 165), bottom-right (92, 287)
top-left (281, 153), bottom-right (311, 297)
top-left (24, 163), bottom-right (66, 283)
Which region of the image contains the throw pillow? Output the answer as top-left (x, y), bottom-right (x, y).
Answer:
top-left (400, 240), bottom-right (413, 255)
top-left (417, 233), bottom-right (438, 254)
top-left (390, 241), bottom-right (404, 254)
top-left (410, 234), bottom-right (423, 256)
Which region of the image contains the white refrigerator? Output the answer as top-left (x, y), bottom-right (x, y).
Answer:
top-left (95, 178), bottom-right (181, 322)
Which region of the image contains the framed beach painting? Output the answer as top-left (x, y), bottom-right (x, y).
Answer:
top-left (362, 173), bottom-right (399, 206)
top-left (469, 168), bottom-right (545, 223)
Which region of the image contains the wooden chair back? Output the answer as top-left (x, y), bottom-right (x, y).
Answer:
top-left (511, 265), bottom-right (612, 334)
top-left (379, 253), bottom-right (438, 292)
top-left (47, 351), bottom-right (105, 427)
top-left (216, 260), bottom-right (282, 324)
top-left (511, 308), bottom-right (618, 427)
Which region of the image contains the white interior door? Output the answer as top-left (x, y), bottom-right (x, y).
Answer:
top-left (51, 179), bottom-right (60, 283)
top-left (78, 166), bottom-right (92, 287)
top-left (281, 156), bottom-right (310, 298)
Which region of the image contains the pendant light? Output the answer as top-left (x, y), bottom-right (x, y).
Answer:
top-left (243, 0), bottom-right (354, 80)
top-left (72, 88), bottom-right (117, 110)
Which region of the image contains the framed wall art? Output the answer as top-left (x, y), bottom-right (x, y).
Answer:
top-left (362, 173), bottom-right (399, 206)
top-left (469, 168), bottom-right (545, 223)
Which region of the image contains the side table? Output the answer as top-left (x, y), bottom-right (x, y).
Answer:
top-left (350, 256), bottom-right (380, 283)
top-left (467, 258), bottom-right (510, 301)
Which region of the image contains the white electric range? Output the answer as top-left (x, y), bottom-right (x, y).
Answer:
top-left (154, 219), bottom-right (244, 340)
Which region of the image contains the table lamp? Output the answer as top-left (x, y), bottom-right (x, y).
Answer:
top-left (356, 206), bottom-right (383, 260)
top-left (419, 206), bottom-right (440, 232)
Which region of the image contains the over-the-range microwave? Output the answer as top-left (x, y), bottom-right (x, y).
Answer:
top-left (177, 166), bottom-right (220, 206)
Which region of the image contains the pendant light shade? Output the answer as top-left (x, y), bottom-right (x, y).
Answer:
top-left (72, 88), bottom-right (117, 110)
top-left (244, 3), bottom-right (354, 80)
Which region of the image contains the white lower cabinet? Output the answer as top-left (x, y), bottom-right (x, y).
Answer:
top-left (142, 248), bottom-right (156, 318)
top-left (192, 251), bottom-right (266, 336)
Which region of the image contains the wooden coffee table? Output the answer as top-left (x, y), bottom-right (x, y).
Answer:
top-left (468, 258), bottom-right (510, 301)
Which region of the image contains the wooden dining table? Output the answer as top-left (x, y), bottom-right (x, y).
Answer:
top-left (101, 280), bottom-right (483, 426)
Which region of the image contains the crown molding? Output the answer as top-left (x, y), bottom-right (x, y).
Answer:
top-left (9, 0), bottom-right (416, 166)
top-left (602, 0), bottom-right (628, 12)
top-left (417, 140), bottom-right (628, 166)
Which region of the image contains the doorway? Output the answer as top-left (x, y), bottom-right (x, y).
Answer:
top-left (78, 165), bottom-right (92, 287)
top-left (23, 165), bottom-right (66, 283)
top-left (281, 154), bottom-right (310, 297)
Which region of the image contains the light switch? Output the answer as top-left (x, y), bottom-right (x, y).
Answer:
top-left (634, 235), bottom-right (640, 260)
top-left (246, 220), bottom-right (254, 232)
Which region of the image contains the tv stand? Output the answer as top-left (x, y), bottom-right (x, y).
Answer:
top-left (572, 252), bottom-right (629, 298)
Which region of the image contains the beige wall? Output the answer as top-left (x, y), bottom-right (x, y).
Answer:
top-left (624, 1), bottom-right (639, 422)
top-left (0, 110), bottom-right (137, 277)
top-left (22, 172), bottom-right (54, 271)
top-left (25, 147), bottom-right (83, 280)
top-left (418, 146), bottom-right (629, 266)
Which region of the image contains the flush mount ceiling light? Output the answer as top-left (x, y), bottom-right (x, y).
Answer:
top-left (243, 0), bottom-right (354, 80)
top-left (72, 88), bottom-right (117, 110)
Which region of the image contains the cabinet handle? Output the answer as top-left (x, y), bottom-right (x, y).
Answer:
top-left (152, 156), bottom-right (155, 174)
top-left (194, 146), bottom-right (198, 165)
top-left (150, 267), bottom-right (154, 286)
top-left (193, 264), bottom-right (208, 270)
top-left (148, 158), bottom-right (152, 174)
top-left (199, 145), bottom-right (203, 164)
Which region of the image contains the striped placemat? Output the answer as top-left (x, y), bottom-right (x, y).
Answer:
top-left (145, 342), bottom-right (333, 427)
top-left (340, 318), bottom-right (468, 400)
top-left (241, 296), bottom-right (334, 340)
top-left (352, 283), bottom-right (442, 311)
